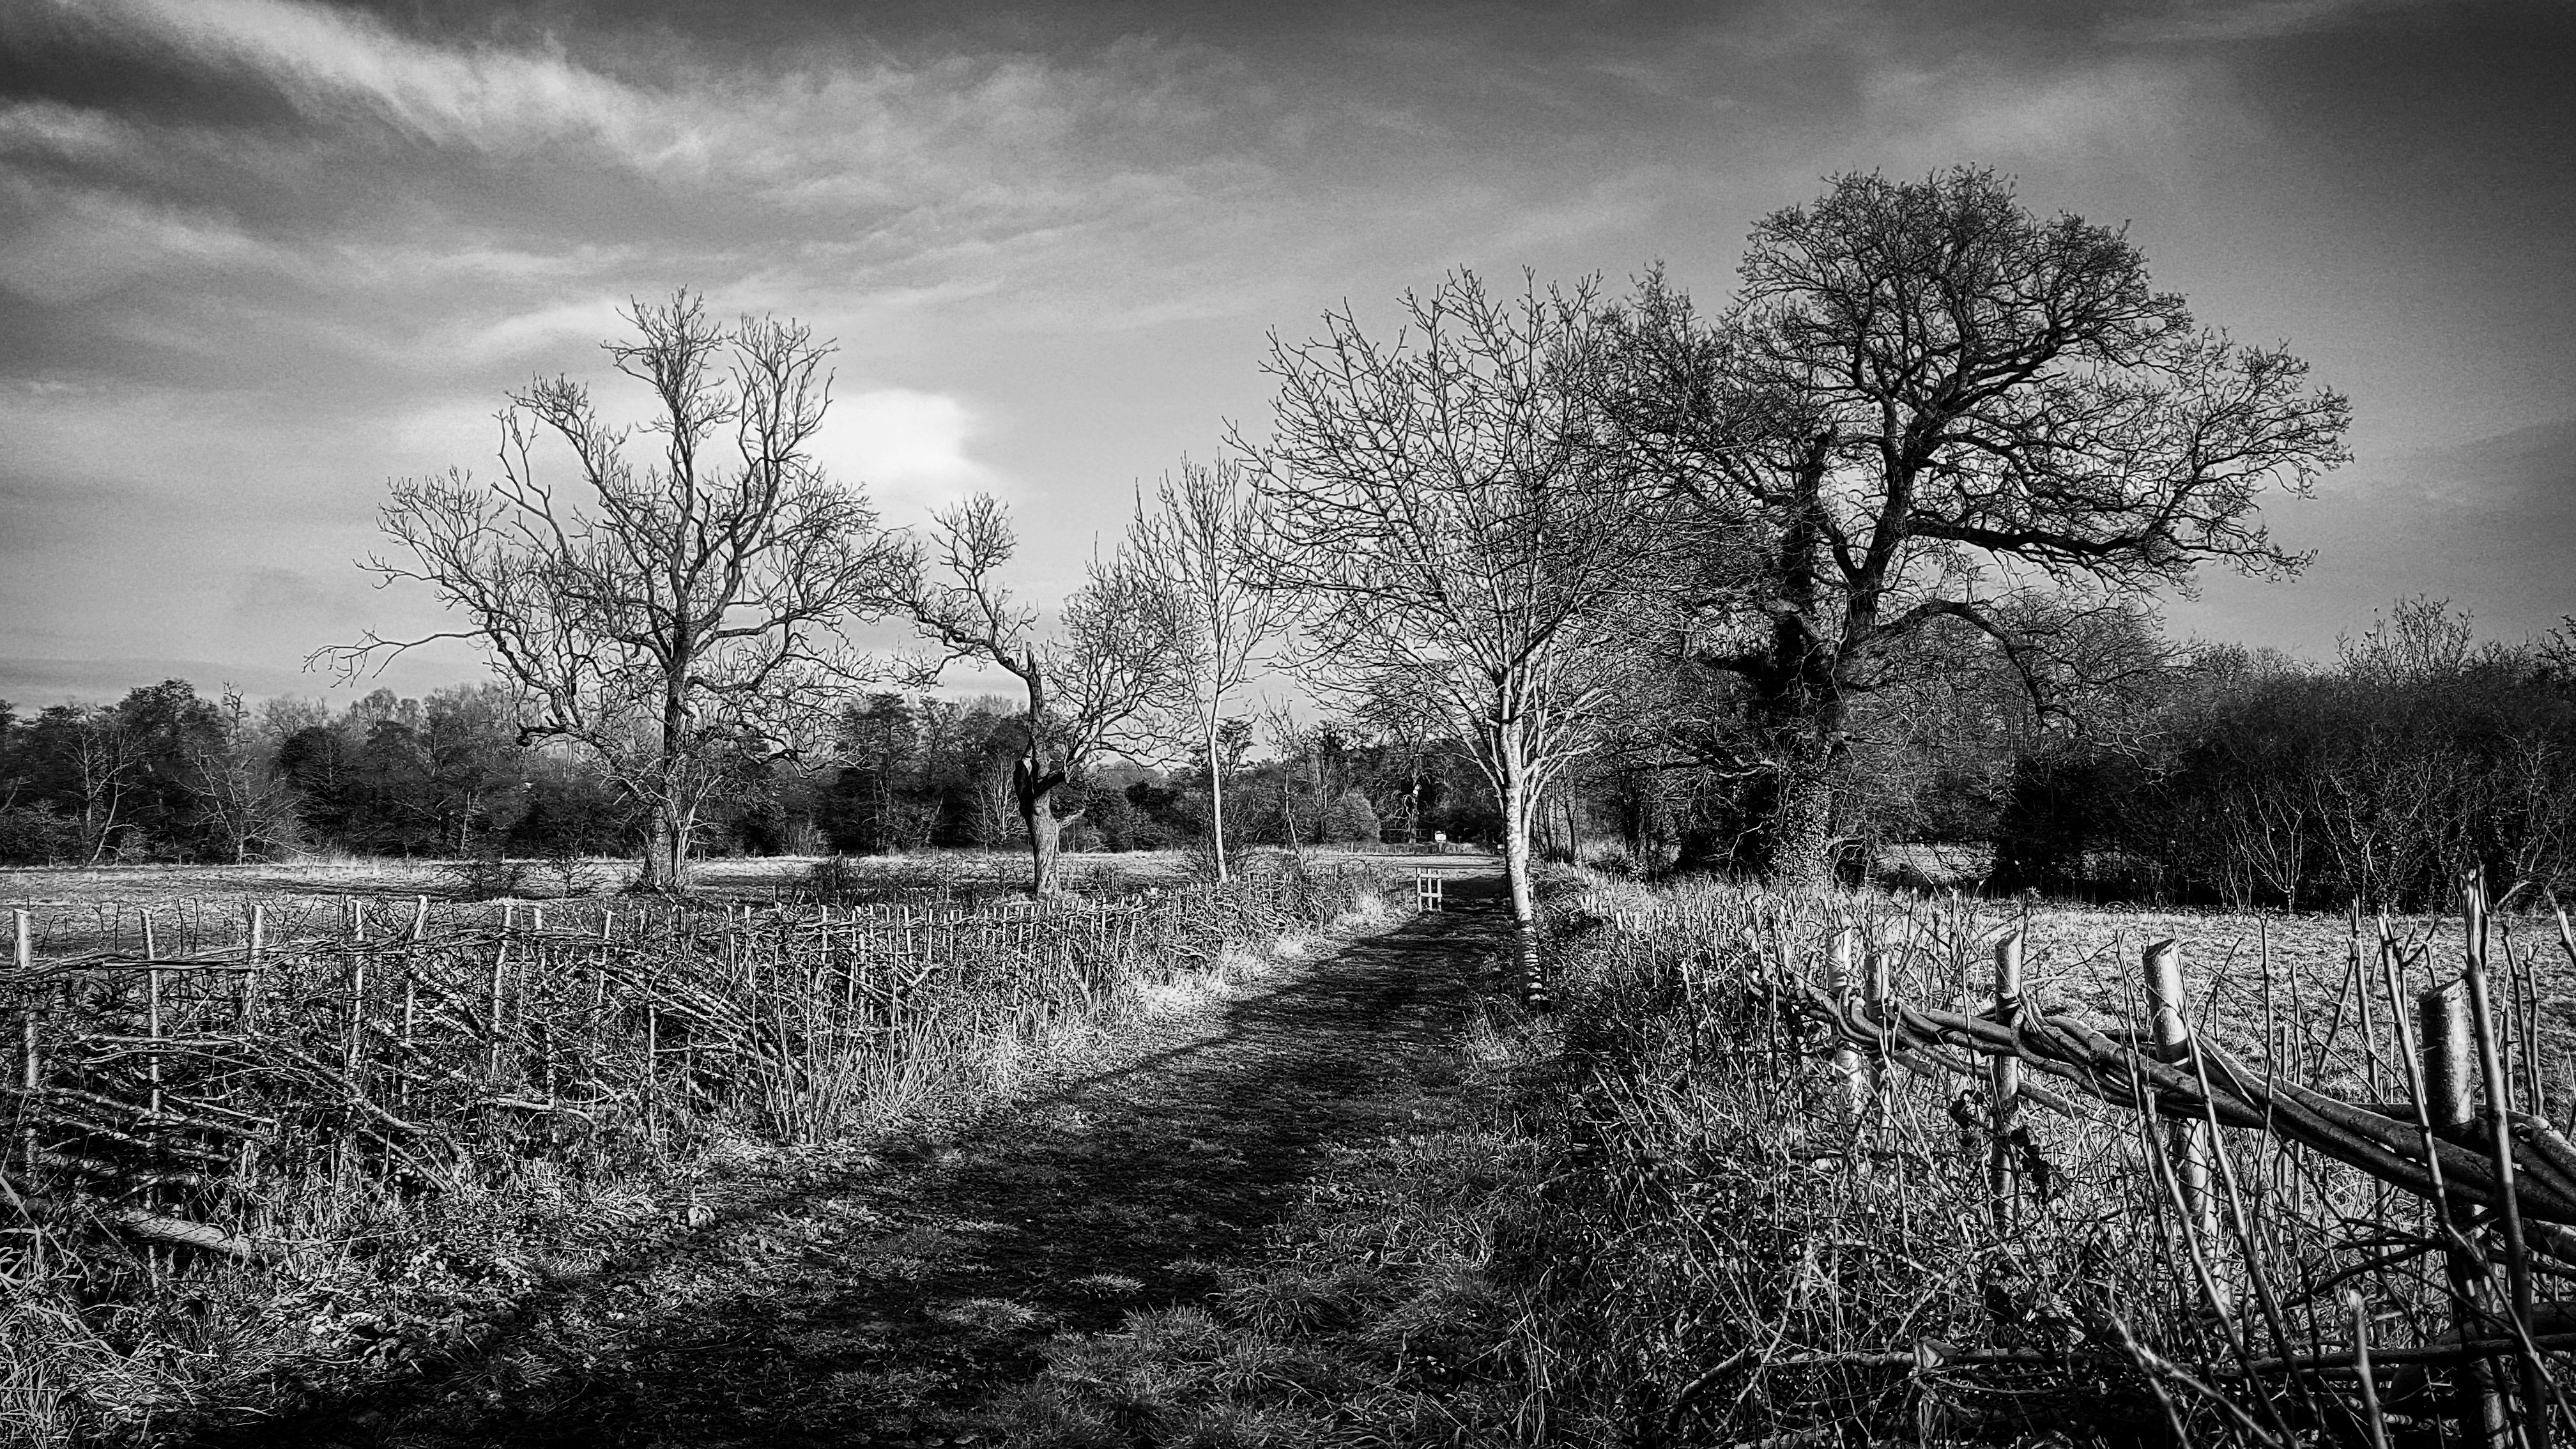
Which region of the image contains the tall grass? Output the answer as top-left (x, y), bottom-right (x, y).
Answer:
top-left (0, 856), bottom-right (1400, 1445)
top-left (1508, 868), bottom-right (2576, 1446)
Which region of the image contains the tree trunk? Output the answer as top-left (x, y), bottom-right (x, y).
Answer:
top-left (1023, 794), bottom-right (1062, 895)
top-left (1496, 726), bottom-right (1545, 1006)
top-left (1015, 756), bottom-right (1064, 896)
top-left (1202, 713), bottom-right (1230, 882)
top-left (637, 804), bottom-right (691, 893)
top-left (1765, 765), bottom-right (1836, 891)
top-left (1501, 770), bottom-right (1535, 928)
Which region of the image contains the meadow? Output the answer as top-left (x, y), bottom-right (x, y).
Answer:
top-left (994, 868), bottom-right (2576, 1445)
top-left (1502, 870), bottom-right (2576, 1446)
top-left (0, 849), bottom-right (1421, 1445)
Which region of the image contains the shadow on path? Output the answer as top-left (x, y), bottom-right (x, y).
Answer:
top-left (204, 876), bottom-right (1510, 1448)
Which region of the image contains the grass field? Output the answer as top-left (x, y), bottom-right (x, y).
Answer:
top-left (1508, 868), bottom-right (2576, 1445)
top-left (0, 850), bottom-right (1427, 1445)
top-left (0, 847), bottom-right (1493, 960)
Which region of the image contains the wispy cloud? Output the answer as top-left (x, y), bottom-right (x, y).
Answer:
top-left (0, 170), bottom-right (285, 303)
top-left (1851, 55), bottom-right (2216, 170)
top-left (53, 0), bottom-right (676, 161)
top-left (2113, 0), bottom-right (2417, 44)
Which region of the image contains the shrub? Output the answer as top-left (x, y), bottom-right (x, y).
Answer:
top-left (1319, 790), bottom-right (1381, 845)
top-left (440, 852), bottom-right (532, 900)
top-left (0, 804), bottom-right (79, 866)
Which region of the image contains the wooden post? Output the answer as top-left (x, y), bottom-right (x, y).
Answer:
top-left (2144, 939), bottom-right (2219, 1250)
top-left (1828, 924), bottom-right (1868, 1128)
top-left (17, 910), bottom-right (36, 1172)
top-left (1989, 931), bottom-right (2024, 1229)
top-left (1864, 940), bottom-right (1891, 1091)
top-left (241, 902), bottom-right (266, 1026)
top-left (489, 904), bottom-right (510, 1080)
top-left (2424, 979), bottom-right (2506, 1446)
top-left (2462, 872), bottom-right (2548, 1448)
top-left (143, 911), bottom-right (163, 1119)
top-left (346, 945), bottom-right (368, 1082)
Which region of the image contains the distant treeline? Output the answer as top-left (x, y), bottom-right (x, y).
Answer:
top-left (1989, 600), bottom-right (2576, 910)
top-left (0, 683), bottom-right (1499, 866)
top-left (1570, 597), bottom-right (2576, 913)
top-left (13, 596), bottom-right (2568, 909)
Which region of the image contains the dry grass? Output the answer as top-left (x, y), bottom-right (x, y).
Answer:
top-left (0, 855), bottom-right (1411, 1445)
top-left (1514, 868), bottom-right (2576, 1446)
top-left (1013, 868), bottom-right (2576, 1446)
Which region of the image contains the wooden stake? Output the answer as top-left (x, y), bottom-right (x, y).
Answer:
top-left (489, 910), bottom-right (510, 1079)
top-left (17, 910), bottom-right (36, 1172)
top-left (2423, 976), bottom-right (2506, 1446)
top-left (2144, 939), bottom-right (2219, 1250)
top-left (1828, 923), bottom-right (1867, 1128)
top-left (2463, 877), bottom-right (2549, 1447)
top-left (143, 911), bottom-right (163, 1119)
top-left (1989, 931), bottom-right (2024, 1229)
top-left (241, 903), bottom-right (265, 1025)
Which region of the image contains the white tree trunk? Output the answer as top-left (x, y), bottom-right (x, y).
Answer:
top-left (1202, 709), bottom-right (1230, 882)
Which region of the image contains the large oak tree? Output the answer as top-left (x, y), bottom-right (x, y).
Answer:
top-left (1606, 168), bottom-right (2352, 886)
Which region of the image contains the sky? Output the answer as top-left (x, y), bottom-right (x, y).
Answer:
top-left (1, 0), bottom-right (2571, 708)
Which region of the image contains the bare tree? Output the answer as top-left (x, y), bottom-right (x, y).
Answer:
top-left (1126, 459), bottom-right (1292, 880)
top-left (68, 710), bottom-right (139, 866)
top-left (324, 291), bottom-right (908, 891)
top-left (902, 494), bottom-right (1180, 895)
top-left (187, 689), bottom-right (307, 864)
top-left (2338, 594), bottom-right (2477, 686)
top-left (1606, 167), bottom-right (2351, 887)
top-left (1242, 269), bottom-right (1670, 939)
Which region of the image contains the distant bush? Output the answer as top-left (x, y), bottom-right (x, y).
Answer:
top-left (0, 804), bottom-right (79, 866)
top-left (440, 852), bottom-right (532, 900)
top-left (1319, 789), bottom-right (1381, 844)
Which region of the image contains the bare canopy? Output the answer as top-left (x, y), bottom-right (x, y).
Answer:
top-left (323, 291), bottom-right (910, 891)
top-left (1603, 168), bottom-right (2352, 886)
top-left (1243, 270), bottom-right (1671, 939)
top-left (1123, 459), bottom-right (1292, 882)
top-left (900, 494), bottom-right (1181, 896)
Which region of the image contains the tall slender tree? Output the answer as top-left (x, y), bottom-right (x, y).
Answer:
top-left (1124, 458), bottom-right (1291, 880)
top-left (1243, 270), bottom-right (1668, 943)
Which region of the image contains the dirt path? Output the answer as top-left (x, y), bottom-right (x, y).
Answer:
top-left (210, 874), bottom-right (1505, 1448)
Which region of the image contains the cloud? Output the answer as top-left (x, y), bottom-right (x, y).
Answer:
top-left (2175, 413), bottom-right (2576, 654)
top-left (1850, 54), bottom-right (2214, 171)
top-left (809, 388), bottom-right (997, 515)
top-left (0, 168), bottom-right (285, 303)
top-left (52, 0), bottom-right (676, 162)
top-left (2112, 0), bottom-right (2414, 43)
top-left (439, 297), bottom-right (628, 366)
top-left (0, 655), bottom-right (318, 704)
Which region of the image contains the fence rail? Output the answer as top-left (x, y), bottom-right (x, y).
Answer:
top-left (1, 869), bottom-right (1354, 1269)
top-left (1729, 873), bottom-right (2575, 1443)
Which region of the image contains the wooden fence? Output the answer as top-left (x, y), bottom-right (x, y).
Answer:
top-left (0, 873), bottom-right (1337, 1270)
top-left (1758, 875), bottom-right (2573, 1443)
